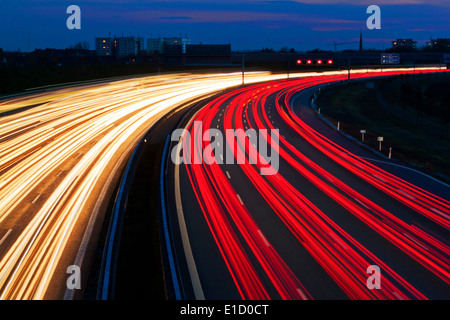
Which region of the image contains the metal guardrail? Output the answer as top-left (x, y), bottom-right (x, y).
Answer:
top-left (96, 139), bottom-right (143, 300)
top-left (159, 135), bottom-right (184, 300)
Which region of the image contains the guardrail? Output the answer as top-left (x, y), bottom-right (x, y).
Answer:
top-left (96, 139), bottom-right (144, 300)
top-left (159, 135), bottom-right (185, 300)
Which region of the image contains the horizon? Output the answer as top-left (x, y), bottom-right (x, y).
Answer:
top-left (1, 1), bottom-right (449, 53)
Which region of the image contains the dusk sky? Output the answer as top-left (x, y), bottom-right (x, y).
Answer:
top-left (1, 0), bottom-right (449, 52)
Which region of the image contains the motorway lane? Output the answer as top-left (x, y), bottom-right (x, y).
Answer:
top-left (290, 85), bottom-right (450, 236)
top-left (292, 83), bottom-right (450, 201)
top-left (0, 71), bottom-right (294, 299)
top-left (264, 82), bottom-right (449, 298)
top-left (171, 69), bottom-right (450, 300)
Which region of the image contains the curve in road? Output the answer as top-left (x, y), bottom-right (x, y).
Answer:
top-left (169, 68), bottom-right (450, 300)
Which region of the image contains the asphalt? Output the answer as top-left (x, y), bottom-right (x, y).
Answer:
top-left (167, 77), bottom-right (450, 300)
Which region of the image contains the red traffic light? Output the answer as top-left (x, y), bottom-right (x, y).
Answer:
top-left (296, 58), bottom-right (334, 66)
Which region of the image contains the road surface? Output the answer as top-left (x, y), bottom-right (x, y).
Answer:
top-left (166, 68), bottom-right (450, 300)
top-left (0, 71), bottom-right (294, 299)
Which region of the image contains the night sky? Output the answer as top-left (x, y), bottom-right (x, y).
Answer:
top-left (0, 0), bottom-right (449, 52)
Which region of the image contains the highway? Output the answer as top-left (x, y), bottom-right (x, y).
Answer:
top-left (0, 71), bottom-right (297, 300)
top-left (167, 68), bottom-right (450, 300)
top-left (0, 67), bottom-right (448, 300)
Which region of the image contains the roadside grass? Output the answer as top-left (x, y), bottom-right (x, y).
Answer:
top-left (315, 77), bottom-right (450, 182)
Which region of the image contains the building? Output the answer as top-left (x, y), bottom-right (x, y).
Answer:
top-left (185, 44), bottom-right (231, 56)
top-left (116, 37), bottom-right (144, 57)
top-left (165, 37), bottom-right (190, 54)
top-left (147, 37), bottom-right (190, 54)
top-left (147, 38), bottom-right (164, 54)
top-left (426, 38), bottom-right (450, 51)
top-left (186, 44), bottom-right (232, 64)
top-left (163, 43), bottom-right (232, 65)
top-left (96, 36), bottom-right (144, 57)
top-left (391, 39), bottom-right (418, 50)
top-left (95, 37), bottom-right (114, 56)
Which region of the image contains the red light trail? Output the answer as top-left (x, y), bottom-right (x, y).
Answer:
top-left (178, 69), bottom-right (450, 299)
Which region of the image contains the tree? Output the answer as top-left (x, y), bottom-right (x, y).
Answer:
top-left (261, 47), bottom-right (275, 53)
top-left (68, 41), bottom-right (90, 50)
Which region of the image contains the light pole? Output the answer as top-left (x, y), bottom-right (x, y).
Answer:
top-left (242, 53), bottom-right (245, 85)
top-left (287, 59), bottom-right (290, 79)
top-left (347, 58), bottom-right (351, 80)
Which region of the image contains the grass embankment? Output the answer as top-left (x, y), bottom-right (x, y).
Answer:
top-left (315, 72), bottom-right (450, 182)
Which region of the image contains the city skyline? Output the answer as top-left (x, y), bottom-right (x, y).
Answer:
top-left (0, 1), bottom-right (449, 52)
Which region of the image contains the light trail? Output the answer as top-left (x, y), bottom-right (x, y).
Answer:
top-left (179, 68), bottom-right (450, 299)
top-left (0, 71), bottom-right (311, 300)
top-left (0, 67), bottom-right (446, 299)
